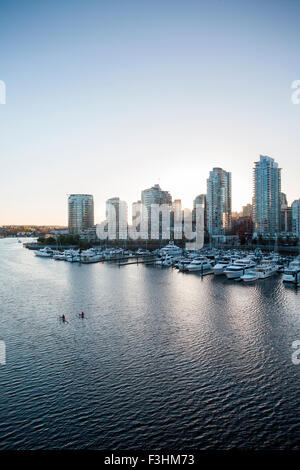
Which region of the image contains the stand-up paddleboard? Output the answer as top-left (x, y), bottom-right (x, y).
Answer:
top-left (59, 315), bottom-right (69, 323)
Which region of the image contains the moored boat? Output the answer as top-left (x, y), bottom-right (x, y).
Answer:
top-left (223, 259), bottom-right (256, 279)
top-left (34, 248), bottom-right (53, 258)
top-left (241, 271), bottom-right (259, 282)
top-left (186, 257), bottom-right (212, 272)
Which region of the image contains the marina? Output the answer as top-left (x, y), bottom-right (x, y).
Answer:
top-left (28, 240), bottom-right (300, 285)
top-left (0, 237), bottom-right (299, 450)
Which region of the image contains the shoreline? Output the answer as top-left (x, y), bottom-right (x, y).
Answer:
top-left (22, 241), bottom-right (300, 255)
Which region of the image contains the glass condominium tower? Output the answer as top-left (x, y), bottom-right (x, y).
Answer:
top-left (141, 184), bottom-right (172, 239)
top-left (253, 155), bottom-right (281, 235)
top-left (68, 194), bottom-right (94, 234)
top-left (141, 184), bottom-right (172, 211)
top-left (207, 168), bottom-right (232, 235)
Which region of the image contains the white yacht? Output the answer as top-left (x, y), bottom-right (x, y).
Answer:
top-left (34, 248), bottom-right (53, 258)
top-left (158, 242), bottom-right (182, 257)
top-left (66, 255), bottom-right (80, 262)
top-left (177, 259), bottom-right (193, 272)
top-left (186, 257), bottom-right (212, 272)
top-left (155, 255), bottom-right (177, 267)
top-left (283, 256), bottom-right (300, 285)
top-left (241, 271), bottom-right (259, 282)
top-left (224, 259), bottom-right (256, 279)
top-left (53, 252), bottom-right (67, 261)
top-left (103, 249), bottom-right (124, 259)
top-left (213, 258), bottom-right (234, 275)
top-left (163, 257), bottom-right (176, 266)
top-left (53, 249), bottom-right (77, 261)
top-left (255, 259), bottom-right (279, 279)
top-left (65, 250), bottom-right (80, 262)
top-left (80, 253), bottom-right (103, 263)
top-left (135, 248), bottom-right (150, 256)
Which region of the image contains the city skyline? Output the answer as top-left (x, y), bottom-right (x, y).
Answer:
top-left (64, 154), bottom-right (298, 240)
top-left (1, 0), bottom-right (300, 225)
top-left (1, 155), bottom-right (299, 227)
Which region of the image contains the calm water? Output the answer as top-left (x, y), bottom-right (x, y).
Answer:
top-left (0, 238), bottom-right (299, 450)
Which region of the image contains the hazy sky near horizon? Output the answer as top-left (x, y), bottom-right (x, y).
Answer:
top-left (1, 0), bottom-right (300, 225)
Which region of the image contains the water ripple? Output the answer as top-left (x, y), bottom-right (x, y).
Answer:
top-left (0, 239), bottom-right (299, 449)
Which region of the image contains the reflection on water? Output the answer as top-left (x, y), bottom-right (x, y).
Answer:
top-left (0, 238), bottom-right (299, 449)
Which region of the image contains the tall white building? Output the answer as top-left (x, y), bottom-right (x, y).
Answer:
top-left (253, 155), bottom-right (281, 235)
top-left (193, 194), bottom-right (207, 229)
top-left (141, 184), bottom-right (172, 238)
top-left (206, 168), bottom-right (231, 235)
top-left (172, 199), bottom-right (182, 214)
top-left (132, 200), bottom-right (142, 226)
top-left (106, 197), bottom-right (128, 240)
top-left (68, 194), bottom-right (94, 234)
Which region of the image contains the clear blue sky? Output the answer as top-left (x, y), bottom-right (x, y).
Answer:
top-left (0, 0), bottom-right (299, 225)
